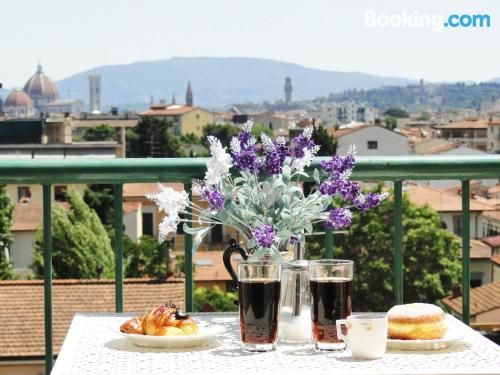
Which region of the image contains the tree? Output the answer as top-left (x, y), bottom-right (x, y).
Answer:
top-left (202, 124), bottom-right (239, 148)
top-left (385, 116), bottom-right (397, 130)
top-left (83, 184), bottom-right (114, 227)
top-left (180, 133), bottom-right (201, 145)
top-left (123, 235), bottom-right (174, 279)
top-left (312, 124), bottom-right (337, 156)
top-left (127, 117), bottom-right (182, 157)
top-left (32, 190), bottom-right (115, 279)
top-left (305, 189), bottom-right (461, 312)
top-left (0, 185), bottom-right (15, 280)
top-left (383, 108), bottom-right (409, 118)
top-left (82, 124), bottom-right (117, 141)
top-left (194, 286), bottom-right (238, 312)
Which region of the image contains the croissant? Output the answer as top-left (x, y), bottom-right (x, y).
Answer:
top-left (120, 304), bottom-right (199, 336)
top-left (144, 304), bottom-right (199, 336)
top-left (120, 316), bottom-right (146, 334)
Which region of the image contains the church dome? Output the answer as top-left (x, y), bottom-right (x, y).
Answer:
top-left (23, 63), bottom-right (59, 103)
top-left (4, 89), bottom-right (33, 108)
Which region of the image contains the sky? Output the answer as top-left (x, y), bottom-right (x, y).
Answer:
top-left (1, 0), bottom-right (499, 88)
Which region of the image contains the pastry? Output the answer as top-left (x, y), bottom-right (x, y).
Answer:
top-left (387, 303), bottom-right (448, 340)
top-left (120, 304), bottom-right (199, 336)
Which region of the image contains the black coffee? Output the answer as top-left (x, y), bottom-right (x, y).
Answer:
top-left (310, 278), bottom-right (352, 343)
top-left (238, 279), bottom-right (281, 344)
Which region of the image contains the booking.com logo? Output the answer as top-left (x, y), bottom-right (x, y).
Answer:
top-left (365, 10), bottom-right (491, 31)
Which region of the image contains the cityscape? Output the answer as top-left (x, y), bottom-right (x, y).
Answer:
top-left (0, 1), bottom-right (499, 374)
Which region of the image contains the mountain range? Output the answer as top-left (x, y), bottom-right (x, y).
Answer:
top-left (54, 57), bottom-right (416, 110)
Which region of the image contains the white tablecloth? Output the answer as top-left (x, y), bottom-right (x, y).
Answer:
top-left (51, 313), bottom-right (500, 375)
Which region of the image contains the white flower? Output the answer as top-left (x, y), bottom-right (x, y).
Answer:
top-left (158, 215), bottom-right (180, 243)
top-left (205, 136), bottom-right (232, 185)
top-left (230, 137), bottom-right (241, 153)
top-left (243, 120), bottom-right (253, 133)
top-left (146, 184), bottom-right (189, 216)
top-left (347, 144), bottom-right (357, 157)
top-left (291, 144), bottom-right (320, 173)
top-left (261, 133), bottom-right (275, 152)
top-left (276, 136), bottom-right (286, 146)
top-left (303, 125), bottom-right (313, 139)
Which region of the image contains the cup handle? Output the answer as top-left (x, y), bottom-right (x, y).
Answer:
top-left (336, 319), bottom-right (349, 344)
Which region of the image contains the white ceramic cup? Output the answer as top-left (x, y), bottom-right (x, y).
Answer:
top-left (336, 313), bottom-right (388, 359)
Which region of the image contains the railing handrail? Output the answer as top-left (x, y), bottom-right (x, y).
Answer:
top-left (1, 155), bottom-right (499, 374)
top-left (0, 155), bottom-right (499, 184)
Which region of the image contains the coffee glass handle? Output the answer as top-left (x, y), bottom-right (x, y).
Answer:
top-left (336, 319), bottom-right (349, 345)
top-left (223, 238), bottom-right (248, 288)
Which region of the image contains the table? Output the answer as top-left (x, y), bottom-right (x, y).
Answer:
top-left (52, 313), bottom-right (500, 375)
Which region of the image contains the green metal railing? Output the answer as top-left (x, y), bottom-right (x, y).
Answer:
top-left (1, 155), bottom-right (499, 374)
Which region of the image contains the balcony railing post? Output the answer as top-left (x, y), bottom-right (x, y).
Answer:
top-left (393, 180), bottom-right (404, 305)
top-left (185, 189), bottom-right (193, 312)
top-left (42, 185), bottom-right (53, 374)
top-left (461, 180), bottom-right (471, 325)
top-left (114, 184), bottom-right (124, 313)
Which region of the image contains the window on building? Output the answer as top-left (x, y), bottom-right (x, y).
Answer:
top-left (452, 214), bottom-right (462, 236)
top-left (196, 114), bottom-right (200, 119)
top-left (367, 141), bottom-right (378, 150)
top-left (491, 127), bottom-right (494, 134)
top-left (17, 186), bottom-right (32, 202)
top-left (470, 272), bottom-right (484, 288)
top-left (54, 186), bottom-right (67, 202)
top-left (142, 213), bottom-right (154, 236)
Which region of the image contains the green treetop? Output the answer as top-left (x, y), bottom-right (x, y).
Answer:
top-left (306, 188), bottom-right (461, 311)
top-left (0, 185), bottom-right (15, 280)
top-left (32, 190), bottom-right (115, 279)
top-left (127, 117), bottom-right (182, 157)
top-left (82, 124), bottom-right (117, 142)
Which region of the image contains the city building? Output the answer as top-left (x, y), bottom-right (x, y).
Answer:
top-left (2, 89), bottom-right (37, 118)
top-left (43, 99), bottom-right (84, 117)
top-left (487, 120), bottom-right (500, 154)
top-left (186, 81), bottom-right (193, 106)
top-left (435, 119), bottom-right (488, 151)
top-left (140, 105), bottom-right (214, 137)
top-left (89, 72), bottom-right (102, 114)
top-left (232, 112), bottom-right (289, 134)
top-left (330, 124), bottom-right (409, 156)
top-left (284, 76), bottom-right (292, 105)
top-left (23, 63), bottom-right (59, 112)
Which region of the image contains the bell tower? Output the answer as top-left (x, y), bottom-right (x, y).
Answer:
top-left (186, 81), bottom-right (193, 106)
top-left (89, 72), bottom-right (101, 113)
top-left (284, 76), bottom-right (292, 105)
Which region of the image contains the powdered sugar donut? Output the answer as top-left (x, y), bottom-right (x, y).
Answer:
top-left (387, 303), bottom-right (448, 340)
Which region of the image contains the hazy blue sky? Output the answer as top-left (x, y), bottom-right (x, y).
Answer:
top-left (1, 0), bottom-right (498, 87)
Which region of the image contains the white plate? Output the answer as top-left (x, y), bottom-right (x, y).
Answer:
top-left (118, 324), bottom-right (225, 348)
top-left (387, 315), bottom-right (468, 351)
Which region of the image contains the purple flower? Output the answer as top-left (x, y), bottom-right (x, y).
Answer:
top-left (291, 134), bottom-right (316, 158)
top-left (288, 235), bottom-right (299, 245)
top-left (232, 148), bottom-right (260, 174)
top-left (338, 180), bottom-right (361, 202)
top-left (318, 180), bottom-right (338, 196)
top-left (252, 224), bottom-right (277, 248)
top-left (325, 208), bottom-right (353, 229)
top-left (263, 140), bottom-right (289, 175)
top-left (320, 155), bottom-right (355, 175)
top-left (354, 192), bottom-right (387, 212)
top-left (201, 187), bottom-right (225, 211)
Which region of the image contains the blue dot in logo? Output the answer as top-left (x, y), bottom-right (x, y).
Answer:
top-left (444, 22), bottom-right (448, 27)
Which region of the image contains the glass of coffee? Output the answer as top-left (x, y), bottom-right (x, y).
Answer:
top-left (309, 259), bottom-right (353, 351)
top-left (238, 260), bottom-right (281, 352)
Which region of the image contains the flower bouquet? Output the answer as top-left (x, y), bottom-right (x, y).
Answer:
top-left (147, 121), bottom-right (387, 261)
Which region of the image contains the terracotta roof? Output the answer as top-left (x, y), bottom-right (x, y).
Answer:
top-left (140, 105), bottom-right (196, 116)
top-left (443, 281), bottom-right (500, 317)
top-left (0, 278), bottom-right (184, 358)
top-left (435, 119), bottom-right (488, 129)
top-left (123, 183), bottom-right (185, 198)
top-left (491, 255), bottom-right (500, 265)
top-left (11, 202), bottom-right (69, 232)
top-left (330, 124), bottom-right (369, 138)
top-left (483, 210), bottom-right (500, 222)
top-left (193, 250), bottom-right (237, 282)
top-left (421, 143), bottom-right (459, 155)
top-left (469, 239), bottom-right (492, 258)
top-left (488, 120), bottom-right (500, 126)
top-left (405, 185), bottom-right (496, 212)
top-left (482, 235), bottom-right (500, 248)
